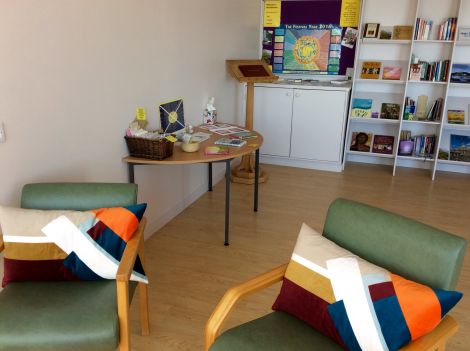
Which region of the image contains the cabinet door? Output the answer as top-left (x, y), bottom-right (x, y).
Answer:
top-left (290, 89), bottom-right (347, 162)
top-left (253, 87), bottom-right (293, 157)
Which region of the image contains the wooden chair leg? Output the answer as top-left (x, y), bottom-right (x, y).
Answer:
top-left (139, 282), bottom-right (150, 335)
top-left (117, 280), bottom-right (131, 351)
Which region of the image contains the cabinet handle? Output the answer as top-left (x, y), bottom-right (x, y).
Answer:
top-left (295, 92), bottom-right (301, 98)
top-left (286, 92), bottom-right (291, 97)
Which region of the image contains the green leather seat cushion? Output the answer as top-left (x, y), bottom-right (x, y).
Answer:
top-left (210, 311), bottom-right (343, 351)
top-left (0, 281), bottom-right (119, 351)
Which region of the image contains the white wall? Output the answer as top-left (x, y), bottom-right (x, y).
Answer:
top-left (0, 0), bottom-right (261, 235)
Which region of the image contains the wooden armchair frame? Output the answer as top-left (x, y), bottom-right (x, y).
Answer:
top-left (204, 264), bottom-right (459, 351)
top-left (0, 217), bottom-right (149, 351)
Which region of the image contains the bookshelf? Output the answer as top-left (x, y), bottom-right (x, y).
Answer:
top-left (344, 0), bottom-right (470, 179)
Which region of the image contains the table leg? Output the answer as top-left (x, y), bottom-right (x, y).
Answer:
top-left (208, 163), bottom-right (213, 192)
top-left (254, 149), bottom-right (259, 212)
top-left (128, 163), bottom-right (135, 184)
top-left (225, 159), bottom-right (231, 246)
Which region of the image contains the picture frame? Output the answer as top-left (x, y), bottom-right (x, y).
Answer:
top-left (159, 98), bottom-right (185, 134)
top-left (363, 23), bottom-right (380, 38)
top-left (459, 27), bottom-right (470, 41)
top-left (379, 26), bottom-right (393, 40)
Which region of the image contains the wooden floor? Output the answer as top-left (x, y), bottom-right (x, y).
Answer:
top-left (130, 163), bottom-right (470, 350)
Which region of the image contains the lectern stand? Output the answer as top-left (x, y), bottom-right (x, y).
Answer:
top-left (226, 60), bottom-right (278, 184)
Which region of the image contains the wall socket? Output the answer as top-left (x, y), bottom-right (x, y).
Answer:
top-left (0, 123), bottom-right (6, 143)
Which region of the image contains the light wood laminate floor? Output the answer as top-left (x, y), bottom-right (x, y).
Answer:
top-left (130, 163), bottom-right (470, 350)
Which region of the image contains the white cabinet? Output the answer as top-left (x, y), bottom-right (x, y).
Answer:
top-left (254, 87), bottom-right (293, 157)
top-left (253, 83), bottom-right (351, 172)
top-left (290, 89), bottom-right (347, 162)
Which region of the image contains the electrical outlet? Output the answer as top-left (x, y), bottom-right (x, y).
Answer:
top-left (0, 123), bottom-right (6, 143)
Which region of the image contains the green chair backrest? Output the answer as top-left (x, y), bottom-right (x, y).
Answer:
top-left (323, 198), bottom-right (466, 291)
top-left (21, 183), bottom-right (137, 211)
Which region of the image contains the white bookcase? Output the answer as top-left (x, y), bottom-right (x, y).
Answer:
top-left (344, 0), bottom-right (470, 179)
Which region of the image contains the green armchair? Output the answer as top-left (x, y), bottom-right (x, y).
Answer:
top-left (205, 198), bottom-right (467, 351)
top-left (0, 183), bottom-right (149, 351)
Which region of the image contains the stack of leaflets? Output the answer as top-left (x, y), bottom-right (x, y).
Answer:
top-left (215, 138), bottom-right (247, 147)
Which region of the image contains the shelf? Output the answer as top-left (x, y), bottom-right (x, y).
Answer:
top-left (396, 155), bottom-right (435, 162)
top-left (350, 117), bottom-right (400, 125)
top-left (401, 120), bottom-right (441, 125)
top-left (449, 82), bottom-right (470, 88)
top-left (413, 40), bottom-right (454, 44)
top-left (442, 123), bottom-right (470, 130)
top-left (355, 79), bottom-right (406, 85)
top-left (455, 41), bottom-right (470, 46)
top-left (437, 159), bottom-right (470, 165)
top-left (347, 150), bottom-right (395, 159)
top-left (361, 38), bottom-right (411, 45)
top-left (407, 80), bottom-right (447, 85)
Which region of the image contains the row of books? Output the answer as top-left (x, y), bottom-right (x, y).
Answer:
top-left (414, 18), bottom-right (457, 41)
top-left (409, 56), bottom-right (450, 82)
top-left (414, 18), bottom-right (433, 40)
top-left (410, 135), bottom-right (436, 157)
top-left (437, 18), bottom-right (458, 41)
top-left (426, 98), bottom-right (444, 121)
top-left (350, 132), bottom-right (394, 155)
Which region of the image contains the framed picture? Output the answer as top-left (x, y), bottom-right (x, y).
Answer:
top-left (363, 23), bottom-right (380, 38)
top-left (379, 26), bottom-right (393, 40)
top-left (450, 63), bottom-right (470, 84)
top-left (159, 99), bottom-right (185, 134)
top-left (459, 27), bottom-right (470, 41)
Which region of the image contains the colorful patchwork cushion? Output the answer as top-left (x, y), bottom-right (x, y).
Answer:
top-left (0, 204), bottom-right (148, 287)
top-left (272, 223), bottom-right (463, 351)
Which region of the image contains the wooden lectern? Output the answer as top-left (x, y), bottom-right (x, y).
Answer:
top-left (226, 60), bottom-right (278, 184)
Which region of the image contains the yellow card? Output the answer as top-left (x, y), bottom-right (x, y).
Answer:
top-left (135, 107), bottom-right (147, 121)
top-left (165, 135), bottom-right (177, 142)
top-left (264, 0), bottom-right (281, 27)
top-left (340, 0), bottom-right (360, 28)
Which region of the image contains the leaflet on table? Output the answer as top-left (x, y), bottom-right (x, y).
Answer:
top-left (199, 123), bottom-right (248, 135)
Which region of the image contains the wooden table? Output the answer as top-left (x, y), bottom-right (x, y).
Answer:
top-left (122, 128), bottom-right (263, 245)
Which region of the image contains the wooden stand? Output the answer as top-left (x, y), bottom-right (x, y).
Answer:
top-left (226, 60), bottom-right (278, 184)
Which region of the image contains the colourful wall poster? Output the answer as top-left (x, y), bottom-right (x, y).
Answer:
top-left (276, 24), bottom-right (341, 74)
top-left (264, 0), bottom-right (281, 27)
top-left (340, 0), bottom-right (360, 28)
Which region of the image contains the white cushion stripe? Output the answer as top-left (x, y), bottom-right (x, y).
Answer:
top-left (292, 253), bottom-right (330, 278)
top-left (327, 257), bottom-right (388, 351)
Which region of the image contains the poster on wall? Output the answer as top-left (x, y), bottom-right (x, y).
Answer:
top-left (272, 24), bottom-right (342, 74)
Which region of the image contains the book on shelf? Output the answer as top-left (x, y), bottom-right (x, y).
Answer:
top-left (204, 146), bottom-right (229, 155)
top-left (409, 64), bottom-right (422, 81)
top-left (416, 95), bottom-right (428, 120)
top-left (415, 18), bottom-right (433, 40)
top-left (379, 26), bottom-right (393, 40)
top-left (437, 18), bottom-right (457, 41)
top-left (412, 135), bottom-right (436, 158)
top-left (393, 25), bottom-right (413, 40)
top-left (214, 138), bottom-right (247, 147)
top-left (350, 132), bottom-right (373, 152)
top-left (403, 97), bottom-right (416, 120)
top-left (372, 135), bottom-right (394, 154)
top-left (450, 134), bottom-right (470, 162)
top-left (382, 66), bottom-right (402, 80)
top-left (447, 110), bottom-right (465, 124)
top-left (425, 98), bottom-right (444, 121)
top-left (351, 98), bottom-right (372, 118)
top-left (360, 61), bottom-right (381, 79)
top-left (380, 103), bottom-right (400, 120)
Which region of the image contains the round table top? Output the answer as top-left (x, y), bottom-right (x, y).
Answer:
top-left (123, 126), bottom-right (263, 165)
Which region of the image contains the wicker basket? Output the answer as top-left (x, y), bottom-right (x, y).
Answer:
top-left (125, 136), bottom-right (174, 160)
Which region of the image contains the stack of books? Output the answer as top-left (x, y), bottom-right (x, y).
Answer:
top-left (403, 97), bottom-right (416, 120)
top-left (413, 135), bottom-right (436, 158)
top-left (414, 18), bottom-right (433, 40)
top-left (437, 18), bottom-right (457, 41)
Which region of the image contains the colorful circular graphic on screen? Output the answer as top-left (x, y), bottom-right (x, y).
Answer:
top-left (293, 36), bottom-right (320, 65)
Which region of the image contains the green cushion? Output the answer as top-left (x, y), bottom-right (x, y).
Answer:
top-left (21, 183), bottom-right (137, 211)
top-left (210, 311), bottom-right (343, 351)
top-left (323, 198), bottom-right (467, 291)
top-left (0, 281), bottom-right (119, 351)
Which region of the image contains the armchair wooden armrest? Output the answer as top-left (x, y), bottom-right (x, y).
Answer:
top-left (116, 217), bottom-right (150, 351)
top-left (204, 264), bottom-right (288, 351)
top-left (0, 234), bottom-right (4, 253)
top-left (205, 263), bottom-right (459, 351)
